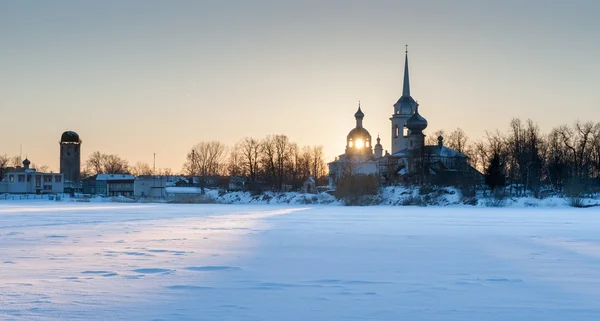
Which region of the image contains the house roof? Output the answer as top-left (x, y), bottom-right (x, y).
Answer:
top-left (96, 174), bottom-right (135, 181)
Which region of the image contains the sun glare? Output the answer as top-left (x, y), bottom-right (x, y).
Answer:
top-left (355, 139), bottom-right (364, 148)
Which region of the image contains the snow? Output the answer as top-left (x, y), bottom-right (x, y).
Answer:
top-left (2, 202), bottom-right (600, 320)
top-left (165, 186), bottom-right (202, 194)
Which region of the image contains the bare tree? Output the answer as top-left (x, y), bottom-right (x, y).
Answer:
top-left (297, 146), bottom-right (312, 179)
top-left (226, 144), bottom-right (245, 177)
top-left (156, 168), bottom-right (174, 176)
top-left (311, 145), bottom-right (327, 183)
top-left (104, 155), bottom-right (130, 174)
top-left (31, 164), bottom-right (51, 173)
top-left (183, 141), bottom-right (226, 193)
top-left (273, 135), bottom-right (294, 191)
top-left (260, 135), bottom-right (277, 185)
top-left (0, 154), bottom-right (9, 180)
top-left (10, 156), bottom-right (22, 167)
top-left (130, 162), bottom-right (154, 176)
top-left (86, 151), bottom-right (106, 175)
top-left (240, 137), bottom-right (261, 183)
top-left (447, 128), bottom-right (469, 154)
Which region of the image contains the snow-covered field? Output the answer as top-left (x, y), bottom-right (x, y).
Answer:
top-left (1, 201), bottom-right (600, 320)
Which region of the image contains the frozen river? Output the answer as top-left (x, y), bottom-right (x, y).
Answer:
top-left (1, 202), bottom-right (600, 320)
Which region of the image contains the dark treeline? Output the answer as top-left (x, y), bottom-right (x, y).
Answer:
top-left (431, 119), bottom-right (600, 197)
top-left (181, 135), bottom-right (328, 192)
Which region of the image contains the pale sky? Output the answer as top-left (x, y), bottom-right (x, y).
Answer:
top-left (1, 0), bottom-right (599, 172)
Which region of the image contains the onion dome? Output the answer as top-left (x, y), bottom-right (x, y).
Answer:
top-left (22, 158), bottom-right (31, 166)
top-left (354, 106), bottom-right (364, 119)
top-left (406, 105), bottom-right (428, 133)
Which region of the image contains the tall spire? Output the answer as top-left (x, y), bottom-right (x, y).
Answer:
top-left (402, 45), bottom-right (410, 97)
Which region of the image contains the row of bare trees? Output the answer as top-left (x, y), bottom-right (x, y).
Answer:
top-left (431, 119), bottom-right (600, 197)
top-left (82, 152), bottom-right (173, 178)
top-left (181, 135), bottom-right (327, 192)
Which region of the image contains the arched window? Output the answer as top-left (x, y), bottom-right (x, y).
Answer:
top-left (395, 125), bottom-right (399, 138)
top-left (403, 127), bottom-right (409, 137)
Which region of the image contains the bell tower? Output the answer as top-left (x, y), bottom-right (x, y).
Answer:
top-left (59, 131), bottom-right (82, 185)
top-left (390, 46), bottom-right (417, 154)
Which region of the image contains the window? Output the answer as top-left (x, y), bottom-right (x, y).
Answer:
top-left (18, 175), bottom-right (25, 182)
top-left (394, 125), bottom-right (399, 138)
top-left (9, 175), bottom-right (14, 182)
top-left (403, 127), bottom-right (409, 137)
top-left (27, 175), bottom-right (31, 182)
top-left (43, 185), bottom-right (52, 191)
top-left (55, 175), bottom-right (62, 183)
top-left (36, 175), bottom-right (41, 187)
top-left (44, 175), bottom-right (53, 183)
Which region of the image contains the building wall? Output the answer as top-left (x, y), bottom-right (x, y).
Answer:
top-left (60, 142), bottom-right (81, 184)
top-left (106, 180), bottom-right (134, 196)
top-left (2, 171), bottom-right (64, 194)
top-left (390, 114), bottom-right (410, 154)
top-left (82, 178), bottom-right (106, 195)
top-left (134, 176), bottom-right (169, 198)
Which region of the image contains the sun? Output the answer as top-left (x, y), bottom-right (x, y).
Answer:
top-left (355, 139), bottom-right (364, 148)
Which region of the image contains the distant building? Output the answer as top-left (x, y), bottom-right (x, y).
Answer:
top-left (82, 174), bottom-right (135, 197)
top-left (59, 131), bottom-right (82, 192)
top-left (134, 175), bottom-right (184, 198)
top-left (0, 158), bottom-right (64, 194)
top-left (328, 49), bottom-right (478, 188)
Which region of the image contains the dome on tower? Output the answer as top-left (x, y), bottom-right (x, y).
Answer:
top-left (22, 158), bottom-right (31, 166)
top-left (406, 108), bottom-right (428, 133)
top-left (345, 105), bottom-right (373, 156)
top-left (61, 131), bottom-right (80, 143)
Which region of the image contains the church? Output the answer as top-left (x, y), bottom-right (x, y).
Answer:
top-left (328, 49), bottom-right (472, 187)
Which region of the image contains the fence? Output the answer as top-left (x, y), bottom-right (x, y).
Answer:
top-left (0, 193), bottom-right (69, 201)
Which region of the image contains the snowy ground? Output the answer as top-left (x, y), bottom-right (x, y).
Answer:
top-left (1, 202), bottom-right (600, 320)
